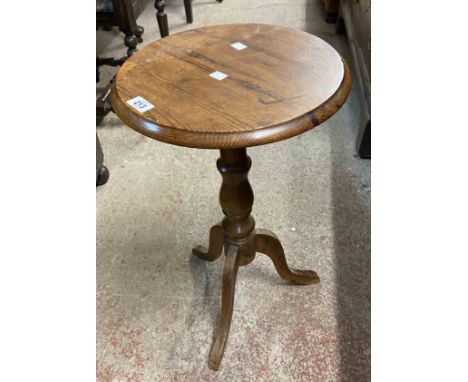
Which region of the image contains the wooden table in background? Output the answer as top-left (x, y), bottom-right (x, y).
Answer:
top-left (111, 23), bottom-right (351, 370)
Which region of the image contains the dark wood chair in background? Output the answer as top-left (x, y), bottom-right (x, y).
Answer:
top-left (96, 0), bottom-right (226, 119)
top-left (96, 0), bottom-right (224, 185)
top-left (96, 0), bottom-right (151, 124)
top-left (156, 0), bottom-right (224, 37)
top-left (97, 0), bottom-right (147, 184)
top-left (96, 0), bottom-right (146, 82)
top-left (97, 0), bottom-right (226, 78)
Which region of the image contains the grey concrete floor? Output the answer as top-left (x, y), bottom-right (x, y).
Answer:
top-left (97, 1), bottom-right (371, 381)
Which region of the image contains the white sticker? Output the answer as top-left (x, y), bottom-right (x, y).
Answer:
top-left (127, 96), bottom-right (155, 112)
top-left (231, 42), bottom-right (247, 51)
top-left (209, 71), bottom-right (228, 81)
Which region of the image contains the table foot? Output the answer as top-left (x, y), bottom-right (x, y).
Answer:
top-left (208, 245), bottom-right (240, 371)
top-left (254, 228), bottom-right (320, 285)
top-left (192, 223), bottom-right (224, 262)
top-left (194, 226), bottom-right (318, 370)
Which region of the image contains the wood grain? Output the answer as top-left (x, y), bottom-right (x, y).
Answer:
top-left (111, 23), bottom-right (351, 149)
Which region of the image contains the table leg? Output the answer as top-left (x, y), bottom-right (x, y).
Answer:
top-left (208, 244), bottom-right (240, 370)
top-left (254, 228), bottom-right (319, 284)
top-left (192, 148), bottom-right (320, 370)
top-left (192, 223), bottom-right (223, 262)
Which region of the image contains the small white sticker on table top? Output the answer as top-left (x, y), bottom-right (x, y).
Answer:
top-left (231, 42), bottom-right (247, 51)
top-left (127, 96), bottom-right (154, 113)
top-left (209, 71), bottom-right (228, 81)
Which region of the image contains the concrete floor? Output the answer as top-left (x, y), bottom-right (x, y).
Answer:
top-left (96, 1), bottom-right (371, 381)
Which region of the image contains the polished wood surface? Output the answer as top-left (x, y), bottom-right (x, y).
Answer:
top-left (192, 149), bottom-right (320, 370)
top-left (111, 23), bottom-right (351, 149)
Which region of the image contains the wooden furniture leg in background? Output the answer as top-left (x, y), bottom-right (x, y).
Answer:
top-left (135, 25), bottom-right (144, 43)
top-left (96, 0), bottom-right (144, 81)
top-left (184, 0), bottom-right (193, 23)
top-left (96, 79), bottom-right (114, 125)
top-left (336, 0), bottom-right (371, 159)
top-left (155, 0), bottom-right (169, 37)
top-left (322, 0), bottom-right (339, 23)
top-left (192, 149), bottom-right (320, 370)
top-left (155, 0), bottom-right (223, 36)
top-left (96, 133), bottom-right (110, 186)
top-left (124, 32), bottom-right (138, 56)
top-left (112, 0), bottom-right (141, 55)
top-left (358, 120), bottom-right (371, 159)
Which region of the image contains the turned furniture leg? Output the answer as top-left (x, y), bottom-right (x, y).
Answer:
top-left (358, 120), bottom-right (371, 159)
top-left (96, 58), bottom-right (100, 83)
top-left (208, 245), bottom-right (241, 370)
top-left (254, 229), bottom-right (319, 284)
top-left (124, 32), bottom-right (138, 56)
top-left (96, 78), bottom-right (114, 125)
top-left (135, 25), bottom-right (144, 43)
top-left (335, 5), bottom-right (345, 35)
top-left (192, 148), bottom-right (319, 370)
top-left (192, 223), bottom-right (224, 262)
top-left (155, 0), bottom-right (169, 37)
top-left (97, 166), bottom-right (110, 186)
top-left (184, 0), bottom-right (193, 23)
top-left (326, 12), bottom-right (338, 23)
top-left (96, 133), bottom-right (110, 187)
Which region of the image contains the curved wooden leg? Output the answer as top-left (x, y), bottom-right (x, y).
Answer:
top-left (254, 229), bottom-right (320, 285)
top-left (192, 223), bottom-right (224, 262)
top-left (208, 245), bottom-right (240, 370)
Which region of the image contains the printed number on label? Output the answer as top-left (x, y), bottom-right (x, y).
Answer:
top-left (127, 96), bottom-right (155, 112)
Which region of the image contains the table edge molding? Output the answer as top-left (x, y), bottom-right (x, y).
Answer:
top-left (110, 59), bottom-right (351, 149)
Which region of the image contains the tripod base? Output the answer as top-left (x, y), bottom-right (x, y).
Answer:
top-left (193, 224), bottom-right (319, 370)
top-left (191, 148), bottom-right (320, 370)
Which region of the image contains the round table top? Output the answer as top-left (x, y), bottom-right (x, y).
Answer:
top-left (111, 23), bottom-right (351, 149)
